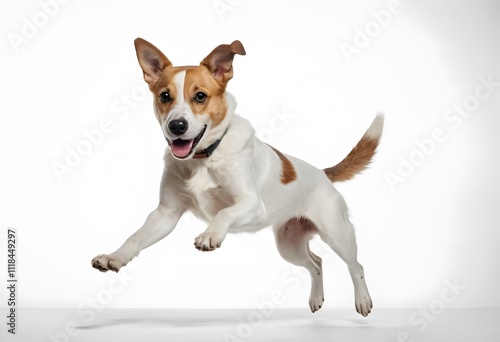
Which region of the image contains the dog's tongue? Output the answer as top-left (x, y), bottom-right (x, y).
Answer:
top-left (171, 139), bottom-right (193, 158)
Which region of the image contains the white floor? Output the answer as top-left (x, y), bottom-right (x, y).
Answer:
top-left (3, 308), bottom-right (500, 342)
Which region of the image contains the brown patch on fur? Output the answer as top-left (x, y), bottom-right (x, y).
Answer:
top-left (277, 217), bottom-right (319, 246)
top-left (185, 67), bottom-right (227, 127)
top-left (323, 134), bottom-right (380, 182)
top-left (269, 146), bottom-right (297, 184)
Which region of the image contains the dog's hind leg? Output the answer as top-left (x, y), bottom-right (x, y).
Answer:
top-left (315, 194), bottom-right (373, 317)
top-left (274, 217), bottom-right (324, 313)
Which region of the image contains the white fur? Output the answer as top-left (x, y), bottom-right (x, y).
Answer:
top-left (162, 70), bottom-right (207, 143)
top-left (92, 91), bottom-right (376, 316)
top-left (173, 71), bottom-right (185, 103)
top-left (365, 113), bottom-right (384, 139)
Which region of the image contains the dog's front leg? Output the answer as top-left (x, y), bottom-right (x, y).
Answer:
top-left (194, 197), bottom-right (265, 251)
top-left (92, 204), bottom-right (183, 272)
top-left (194, 169), bottom-right (266, 251)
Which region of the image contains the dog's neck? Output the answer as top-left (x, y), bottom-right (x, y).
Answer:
top-left (192, 128), bottom-right (229, 159)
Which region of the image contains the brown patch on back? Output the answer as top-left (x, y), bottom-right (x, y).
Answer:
top-left (323, 135), bottom-right (380, 182)
top-left (269, 146), bottom-right (297, 185)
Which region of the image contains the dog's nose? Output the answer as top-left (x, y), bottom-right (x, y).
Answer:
top-left (168, 119), bottom-right (188, 136)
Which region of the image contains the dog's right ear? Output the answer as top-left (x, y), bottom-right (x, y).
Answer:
top-left (134, 38), bottom-right (172, 89)
top-left (200, 40), bottom-right (246, 87)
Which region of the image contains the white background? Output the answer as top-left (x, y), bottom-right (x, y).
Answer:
top-left (0, 0), bottom-right (499, 312)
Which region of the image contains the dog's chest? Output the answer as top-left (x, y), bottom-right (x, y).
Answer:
top-left (182, 165), bottom-right (234, 221)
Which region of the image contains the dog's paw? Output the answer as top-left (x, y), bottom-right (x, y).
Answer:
top-left (91, 254), bottom-right (126, 273)
top-left (194, 231), bottom-right (224, 252)
top-left (309, 291), bottom-right (325, 313)
top-left (355, 292), bottom-right (373, 317)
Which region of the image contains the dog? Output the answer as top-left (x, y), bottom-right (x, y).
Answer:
top-left (91, 38), bottom-right (383, 317)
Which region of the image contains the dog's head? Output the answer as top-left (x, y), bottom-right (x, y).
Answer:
top-left (134, 38), bottom-right (245, 159)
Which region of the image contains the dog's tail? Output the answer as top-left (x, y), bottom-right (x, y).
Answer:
top-left (323, 114), bottom-right (384, 183)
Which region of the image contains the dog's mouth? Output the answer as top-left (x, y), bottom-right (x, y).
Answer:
top-left (169, 125), bottom-right (207, 159)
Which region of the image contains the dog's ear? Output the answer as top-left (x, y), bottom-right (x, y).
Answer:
top-left (200, 40), bottom-right (246, 86)
top-left (134, 38), bottom-right (172, 88)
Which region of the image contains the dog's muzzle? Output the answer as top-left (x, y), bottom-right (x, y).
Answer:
top-left (166, 124), bottom-right (207, 159)
top-left (168, 119), bottom-right (188, 136)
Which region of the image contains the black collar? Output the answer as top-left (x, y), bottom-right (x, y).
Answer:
top-left (192, 128), bottom-right (228, 159)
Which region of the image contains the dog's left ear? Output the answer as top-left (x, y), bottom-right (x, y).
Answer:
top-left (134, 38), bottom-right (172, 89)
top-left (200, 40), bottom-right (246, 86)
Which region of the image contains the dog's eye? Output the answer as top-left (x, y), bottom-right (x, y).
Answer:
top-left (194, 92), bottom-right (207, 103)
top-left (159, 91), bottom-right (171, 104)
